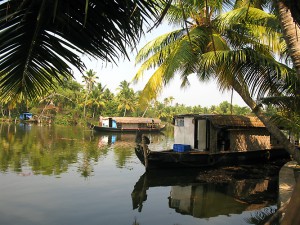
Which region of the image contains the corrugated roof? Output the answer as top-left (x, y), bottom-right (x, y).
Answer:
top-left (103, 117), bottom-right (161, 124)
top-left (175, 114), bottom-right (265, 128)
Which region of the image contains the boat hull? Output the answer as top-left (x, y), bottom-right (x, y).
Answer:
top-left (91, 124), bottom-right (165, 133)
top-left (135, 145), bottom-right (290, 170)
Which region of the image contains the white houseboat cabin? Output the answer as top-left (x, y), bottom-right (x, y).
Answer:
top-left (173, 114), bottom-right (281, 153)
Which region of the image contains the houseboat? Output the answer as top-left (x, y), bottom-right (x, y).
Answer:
top-left (90, 117), bottom-right (165, 132)
top-left (135, 114), bottom-right (290, 170)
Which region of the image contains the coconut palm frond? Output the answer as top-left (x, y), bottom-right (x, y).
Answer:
top-left (135, 29), bottom-right (186, 64)
top-left (216, 6), bottom-right (279, 31)
top-left (215, 7), bottom-right (283, 54)
top-left (0, 0), bottom-right (166, 100)
top-left (270, 113), bottom-right (300, 134)
top-left (137, 34), bottom-right (200, 104)
top-left (133, 38), bottom-right (182, 83)
top-left (261, 96), bottom-right (300, 109)
top-left (196, 48), bottom-right (292, 98)
top-left (137, 65), bottom-right (167, 106)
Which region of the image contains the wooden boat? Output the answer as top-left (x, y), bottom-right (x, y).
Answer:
top-left (135, 114), bottom-right (291, 170)
top-left (89, 117), bottom-right (165, 132)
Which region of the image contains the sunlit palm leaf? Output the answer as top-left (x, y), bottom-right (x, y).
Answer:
top-left (135, 29), bottom-right (186, 65)
top-left (215, 7), bottom-right (285, 55)
top-left (0, 0), bottom-right (167, 100)
top-left (196, 48), bottom-right (293, 97)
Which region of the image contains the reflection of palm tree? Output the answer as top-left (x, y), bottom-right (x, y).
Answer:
top-left (133, 0), bottom-right (299, 162)
top-left (132, 218), bottom-right (140, 225)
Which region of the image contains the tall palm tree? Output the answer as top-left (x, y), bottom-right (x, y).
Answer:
top-left (116, 80), bottom-right (136, 116)
top-left (133, 0), bottom-right (300, 162)
top-left (0, 0), bottom-right (169, 100)
top-left (163, 96), bottom-right (174, 106)
top-left (90, 83), bottom-right (106, 118)
top-left (82, 69), bottom-right (98, 118)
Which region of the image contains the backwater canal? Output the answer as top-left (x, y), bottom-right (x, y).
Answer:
top-left (0, 123), bottom-right (285, 225)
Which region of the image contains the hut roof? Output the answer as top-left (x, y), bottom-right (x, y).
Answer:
top-left (104, 117), bottom-right (161, 124)
top-left (175, 114), bottom-right (265, 128)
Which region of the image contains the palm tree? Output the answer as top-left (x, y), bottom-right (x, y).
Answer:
top-left (275, 0), bottom-right (300, 103)
top-left (133, 0), bottom-right (300, 162)
top-left (163, 96), bottom-right (174, 106)
top-left (82, 69), bottom-right (98, 118)
top-left (116, 80), bottom-right (136, 116)
top-left (90, 83), bottom-right (106, 118)
top-left (0, 0), bottom-right (168, 100)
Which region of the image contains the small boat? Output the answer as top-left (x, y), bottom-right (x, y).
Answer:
top-left (19, 112), bottom-right (37, 123)
top-left (89, 117), bottom-right (165, 132)
top-left (135, 114), bottom-right (291, 170)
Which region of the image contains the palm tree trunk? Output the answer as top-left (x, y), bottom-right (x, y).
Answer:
top-left (142, 106), bottom-right (149, 117)
top-left (83, 91), bottom-right (90, 118)
top-left (232, 81), bottom-right (300, 163)
top-left (83, 100), bottom-right (87, 118)
top-left (277, 1), bottom-right (300, 76)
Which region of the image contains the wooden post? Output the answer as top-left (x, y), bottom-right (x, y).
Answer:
top-left (142, 134), bottom-right (149, 170)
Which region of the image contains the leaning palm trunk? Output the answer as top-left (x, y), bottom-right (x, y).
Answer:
top-left (232, 81), bottom-right (300, 163)
top-left (277, 1), bottom-right (300, 76)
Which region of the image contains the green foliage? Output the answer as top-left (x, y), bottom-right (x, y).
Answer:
top-left (132, 0), bottom-right (300, 139)
top-left (0, 74), bottom-right (251, 124)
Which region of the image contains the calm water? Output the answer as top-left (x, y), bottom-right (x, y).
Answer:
top-left (0, 123), bottom-right (283, 225)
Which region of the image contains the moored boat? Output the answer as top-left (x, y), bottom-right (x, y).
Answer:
top-left (90, 117), bottom-right (165, 132)
top-left (19, 112), bottom-right (37, 123)
top-left (135, 114), bottom-right (291, 170)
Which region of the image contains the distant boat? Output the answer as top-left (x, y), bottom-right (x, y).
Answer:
top-left (135, 114), bottom-right (290, 170)
top-left (89, 117), bottom-right (165, 132)
top-left (19, 112), bottom-right (36, 122)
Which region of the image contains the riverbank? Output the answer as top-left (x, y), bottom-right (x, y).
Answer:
top-left (0, 116), bottom-right (87, 126)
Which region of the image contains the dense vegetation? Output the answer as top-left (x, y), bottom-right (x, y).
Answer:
top-left (0, 71), bottom-right (252, 125)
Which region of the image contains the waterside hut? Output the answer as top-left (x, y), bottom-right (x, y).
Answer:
top-left (173, 114), bottom-right (282, 153)
top-left (135, 114), bottom-right (289, 170)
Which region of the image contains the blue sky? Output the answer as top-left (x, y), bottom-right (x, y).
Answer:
top-left (74, 24), bottom-right (247, 107)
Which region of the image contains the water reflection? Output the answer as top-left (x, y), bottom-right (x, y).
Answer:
top-left (0, 123), bottom-right (170, 176)
top-left (132, 163), bottom-right (285, 223)
top-left (0, 123), bottom-right (288, 225)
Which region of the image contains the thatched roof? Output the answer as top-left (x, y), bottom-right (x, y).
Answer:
top-left (104, 117), bottom-right (161, 124)
top-left (175, 114), bottom-right (265, 128)
top-left (209, 115), bottom-right (265, 128)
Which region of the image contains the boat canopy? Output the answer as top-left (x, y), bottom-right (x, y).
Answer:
top-left (174, 114), bottom-right (265, 128)
top-left (103, 117), bottom-right (161, 124)
top-left (19, 112), bottom-right (33, 120)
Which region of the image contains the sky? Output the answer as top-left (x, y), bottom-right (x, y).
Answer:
top-left (73, 24), bottom-right (247, 107)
